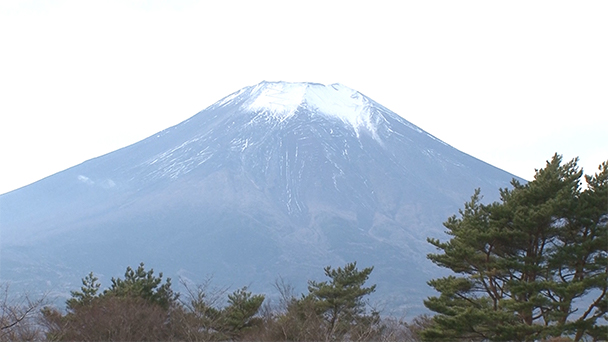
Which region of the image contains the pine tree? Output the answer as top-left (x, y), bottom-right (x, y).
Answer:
top-left (423, 154), bottom-right (607, 341)
top-left (307, 262), bottom-right (377, 341)
top-left (66, 272), bottom-right (100, 310)
top-left (42, 263), bottom-right (180, 341)
top-left (105, 262), bottom-right (178, 309)
top-left (221, 286), bottom-right (265, 337)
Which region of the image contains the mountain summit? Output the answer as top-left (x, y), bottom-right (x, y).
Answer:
top-left (236, 82), bottom-right (378, 133)
top-left (0, 81), bottom-right (521, 314)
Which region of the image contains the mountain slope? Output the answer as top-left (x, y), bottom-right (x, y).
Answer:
top-left (0, 81), bottom-right (521, 314)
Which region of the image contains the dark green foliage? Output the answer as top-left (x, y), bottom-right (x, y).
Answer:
top-left (222, 286), bottom-right (265, 335)
top-left (105, 262), bottom-right (178, 310)
top-left (423, 154), bottom-right (608, 341)
top-left (180, 285), bottom-right (266, 340)
top-left (307, 262), bottom-right (379, 341)
top-left (236, 262), bottom-right (382, 341)
top-left (42, 263), bottom-right (181, 341)
top-left (38, 261), bottom-right (434, 341)
top-left (175, 264), bottom-right (378, 341)
top-left (66, 272), bottom-right (100, 310)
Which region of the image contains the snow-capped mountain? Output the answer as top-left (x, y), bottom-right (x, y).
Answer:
top-left (0, 81), bottom-right (521, 315)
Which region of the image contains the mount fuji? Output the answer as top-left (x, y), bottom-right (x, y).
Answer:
top-left (0, 81), bottom-right (522, 314)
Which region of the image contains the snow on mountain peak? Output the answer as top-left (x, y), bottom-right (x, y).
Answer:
top-left (246, 81), bottom-right (308, 117)
top-left (243, 81), bottom-right (376, 135)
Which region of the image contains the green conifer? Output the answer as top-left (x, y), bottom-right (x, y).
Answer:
top-left (423, 154), bottom-right (607, 341)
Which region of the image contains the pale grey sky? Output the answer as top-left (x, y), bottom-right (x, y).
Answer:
top-left (1, 0), bottom-right (606, 194)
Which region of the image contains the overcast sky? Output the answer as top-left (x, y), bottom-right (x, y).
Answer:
top-left (1, 1), bottom-right (606, 195)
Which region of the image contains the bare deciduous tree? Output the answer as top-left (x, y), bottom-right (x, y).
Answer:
top-left (0, 283), bottom-right (45, 341)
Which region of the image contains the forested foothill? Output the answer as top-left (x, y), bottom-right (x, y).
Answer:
top-left (1, 154), bottom-right (605, 341)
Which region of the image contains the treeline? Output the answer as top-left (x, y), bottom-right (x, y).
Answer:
top-left (1, 262), bottom-right (426, 341)
top-left (1, 154), bottom-right (606, 341)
